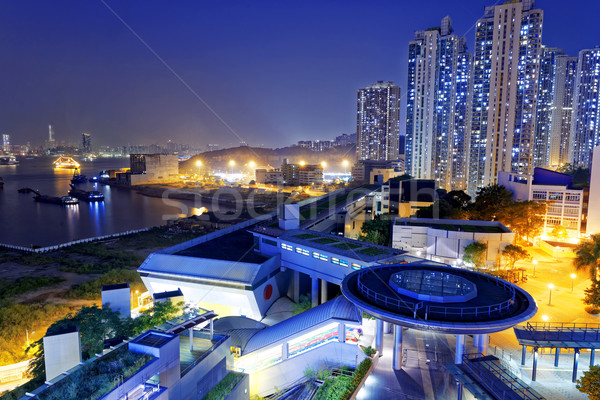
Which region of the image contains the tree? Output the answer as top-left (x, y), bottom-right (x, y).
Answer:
top-left (502, 244), bottom-right (529, 270)
top-left (359, 218), bottom-right (390, 246)
top-left (577, 365), bottom-right (600, 400)
top-left (415, 190), bottom-right (471, 219)
top-left (501, 201), bottom-right (546, 244)
top-left (549, 225), bottom-right (568, 240)
top-left (465, 185), bottom-right (513, 221)
top-left (574, 234), bottom-right (600, 281)
top-left (463, 241), bottom-right (487, 270)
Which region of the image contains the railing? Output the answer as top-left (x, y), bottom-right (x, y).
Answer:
top-left (461, 353), bottom-right (544, 400)
top-left (0, 228), bottom-right (150, 253)
top-left (516, 322), bottom-right (600, 343)
top-left (356, 267), bottom-right (517, 321)
top-left (180, 333), bottom-right (229, 376)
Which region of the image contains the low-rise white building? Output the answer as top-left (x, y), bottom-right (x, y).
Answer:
top-left (498, 168), bottom-right (585, 238)
top-left (392, 218), bottom-right (514, 266)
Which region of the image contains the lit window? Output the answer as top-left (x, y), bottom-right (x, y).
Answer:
top-left (351, 263), bottom-right (361, 270)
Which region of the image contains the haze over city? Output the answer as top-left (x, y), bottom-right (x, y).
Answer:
top-left (2, 0), bottom-right (600, 147)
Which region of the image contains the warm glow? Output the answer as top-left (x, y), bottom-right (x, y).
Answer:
top-left (532, 260), bottom-right (538, 265)
top-left (229, 160), bottom-right (236, 167)
top-left (321, 161), bottom-right (327, 168)
top-left (249, 161), bottom-right (256, 168)
top-left (196, 160), bottom-right (203, 167)
top-left (542, 315), bottom-right (549, 322)
top-left (571, 273), bottom-right (576, 279)
top-left (299, 160), bottom-right (306, 166)
top-left (342, 160), bottom-right (349, 167)
top-left (548, 283), bottom-right (554, 290)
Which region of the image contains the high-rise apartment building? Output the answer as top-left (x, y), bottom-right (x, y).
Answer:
top-left (82, 133), bottom-right (92, 153)
top-left (468, 0), bottom-right (543, 196)
top-left (534, 47), bottom-right (577, 169)
top-left (405, 17), bottom-right (472, 191)
top-left (356, 81), bottom-right (401, 161)
top-left (1, 134), bottom-right (9, 153)
top-left (571, 47), bottom-right (600, 167)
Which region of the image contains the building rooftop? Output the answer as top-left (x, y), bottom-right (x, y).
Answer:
top-left (153, 288), bottom-right (184, 300)
top-left (395, 218), bottom-right (510, 234)
top-left (174, 229), bottom-right (268, 264)
top-left (101, 282), bottom-right (129, 291)
top-left (132, 331), bottom-right (173, 348)
top-left (242, 296), bottom-right (361, 354)
top-left (279, 229), bottom-right (403, 262)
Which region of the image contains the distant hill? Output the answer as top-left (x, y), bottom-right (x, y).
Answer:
top-left (180, 145), bottom-right (356, 172)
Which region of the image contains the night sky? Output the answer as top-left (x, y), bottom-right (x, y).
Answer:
top-left (1, 1), bottom-right (598, 148)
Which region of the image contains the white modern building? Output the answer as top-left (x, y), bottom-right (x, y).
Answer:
top-left (498, 168), bottom-right (585, 238)
top-left (392, 218), bottom-right (514, 266)
top-left (587, 146), bottom-right (600, 235)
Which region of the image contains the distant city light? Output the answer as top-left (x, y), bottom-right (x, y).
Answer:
top-left (229, 160), bottom-right (235, 166)
top-left (320, 161), bottom-right (327, 168)
top-left (249, 161), bottom-right (256, 168)
top-left (196, 160), bottom-right (203, 167)
top-left (299, 160), bottom-right (306, 166)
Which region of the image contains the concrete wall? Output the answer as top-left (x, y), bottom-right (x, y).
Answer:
top-left (248, 342), bottom-right (365, 397)
top-left (129, 154), bottom-right (179, 185)
top-left (101, 287), bottom-right (131, 318)
top-left (226, 373), bottom-right (249, 400)
top-left (169, 337), bottom-right (233, 400)
top-left (43, 331), bottom-right (82, 381)
top-left (588, 146), bottom-right (600, 235)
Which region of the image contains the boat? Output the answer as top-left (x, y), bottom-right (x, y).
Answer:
top-left (18, 187), bottom-right (39, 194)
top-left (53, 156), bottom-right (80, 169)
top-left (33, 195), bottom-right (79, 205)
top-left (0, 155), bottom-right (19, 165)
top-left (68, 185), bottom-right (104, 202)
top-left (89, 176), bottom-right (99, 183)
top-left (71, 169), bottom-right (87, 184)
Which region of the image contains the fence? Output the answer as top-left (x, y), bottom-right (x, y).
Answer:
top-left (0, 228), bottom-right (151, 254)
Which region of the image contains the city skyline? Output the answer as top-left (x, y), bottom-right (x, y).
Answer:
top-left (1, 0), bottom-right (600, 148)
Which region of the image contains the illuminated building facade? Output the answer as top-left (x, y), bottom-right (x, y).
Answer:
top-left (468, 0), bottom-right (543, 196)
top-left (356, 81), bottom-right (401, 161)
top-left (1, 134), bottom-right (9, 153)
top-left (535, 48), bottom-right (578, 169)
top-left (406, 16), bottom-right (472, 191)
top-left (81, 132), bottom-right (92, 153)
top-left (571, 47), bottom-right (600, 167)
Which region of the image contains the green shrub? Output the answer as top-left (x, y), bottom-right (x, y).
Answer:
top-left (66, 269), bottom-right (145, 300)
top-left (0, 277), bottom-right (64, 300)
top-left (362, 346), bottom-right (376, 357)
top-left (203, 372), bottom-right (244, 400)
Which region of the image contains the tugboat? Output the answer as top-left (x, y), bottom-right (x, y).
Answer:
top-left (34, 194), bottom-right (79, 205)
top-left (71, 169), bottom-right (87, 184)
top-left (68, 184), bottom-right (104, 202)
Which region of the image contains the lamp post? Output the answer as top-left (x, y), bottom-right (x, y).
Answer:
top-left (571, 273), bottom-right (576, 293)
top-left (26, 329), bottom-right (35, 347)
top-left (548, 283), bottom-right (554, 306)
top-left (196, 160), bottom-right (203, 179)
top-left (342, 160), bottom-right (349, 174)
top-left (532, 260), bottom-right (538, 278)
top-left (229, 160), bottom-right (235, 176)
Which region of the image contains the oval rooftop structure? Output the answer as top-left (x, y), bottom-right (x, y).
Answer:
top-left (341, 263), bottom-right (537, 334)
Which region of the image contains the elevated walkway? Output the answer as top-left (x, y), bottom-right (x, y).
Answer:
top-left (456, 353), bottom-right (544, 400)
top-left (514, 322), bottom-right (600, 382)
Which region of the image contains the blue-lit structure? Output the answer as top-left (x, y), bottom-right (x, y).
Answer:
top-left (341, 263), bottom-right (537, 369)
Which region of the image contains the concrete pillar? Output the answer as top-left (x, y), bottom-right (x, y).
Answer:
top-left (375, 319), bottom-right (384, 356)
top-left (473, 334), bottom-right (479, 349)
top-left (321, 279), bottom-right (328, 304)
top-left (555, 348), bottom-right (560, 367)
top-left (209, 318), bottom-right (214, 340)
top-left (455, 334), bottom-right (465, 364)
top-left (293, 270), bottom-right (300, 303)
top-left (311, 277), bottom-right (319, 307)
top-left (477, 334), bottom-right (488, 355)
top-left (338, 323), bottom-right (345, 343)
top-left (591, 349), bottom-right (596, 367)
top-left (521, 345), bottom-right (527, 366)
top-left (532, 347), bottom-right (539, 381)
top-left (573, 349), bottom-right (580, 383)
top-left (384, 321), bottom-right (392, 334)
top-left (392, 325), bottom-right (403, 370)
top-left (189, 328), bottom-right (194, 351)
top-left (282, 342), bottom-right (289, 360)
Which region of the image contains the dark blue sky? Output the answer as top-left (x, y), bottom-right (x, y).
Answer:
top-left (1, 1), bottom-right (598, 148)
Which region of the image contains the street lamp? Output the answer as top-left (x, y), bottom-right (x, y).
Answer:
top-left (542, 314), bottom-right (549, 322)
top-left (229, 160), bottom-right (235, 175)
top-left (26, 329), bottom-right (35, 347)
top-left (248, 161), bottom-right (256, 169)
top-left (320, 161), bottom-right (327, 169)
top-left (532, 260), bottom-right (538, 278)
top-left (548, 283), bottom-right (554, 306)
top-left (342, 160), bottom-right (349, 174)
top-left (571, 273), bottom-right (576, 293)
top-left (299, 160), bottom-right (306, 167)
